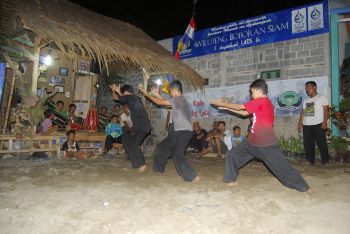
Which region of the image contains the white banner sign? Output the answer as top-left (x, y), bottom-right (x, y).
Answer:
top-left (184, 76), bottom-right (328, 118)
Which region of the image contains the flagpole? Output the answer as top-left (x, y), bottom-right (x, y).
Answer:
top-left (175, 0), bottom-right (198, 60)
top-left (193, 0), bottom-right (198, 16)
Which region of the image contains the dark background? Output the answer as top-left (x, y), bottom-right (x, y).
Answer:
top-left (69, 0), bottom-right (321, 40)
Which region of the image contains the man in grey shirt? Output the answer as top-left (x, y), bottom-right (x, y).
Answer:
top-left (140, 80), bottom-right (200, 182)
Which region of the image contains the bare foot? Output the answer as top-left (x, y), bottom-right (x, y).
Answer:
top-left (305, 188), bottom-right (313, 200)
top-left (192, 176), bottom-right (200, 183)
top-left (138, 164), bottom-right (147, 173)
top-left (227, 181), bottom-right (238, 187)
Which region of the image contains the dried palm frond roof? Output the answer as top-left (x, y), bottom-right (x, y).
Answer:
top-left (0, 0), bottom-right (203, 89)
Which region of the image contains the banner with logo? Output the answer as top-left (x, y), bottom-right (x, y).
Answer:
top-left (184, 76), bottom-right (328, 118)
top-left (173, 1), bottom-right (328, 59)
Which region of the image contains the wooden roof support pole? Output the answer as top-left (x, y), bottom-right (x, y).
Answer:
top-left (2, 68), bottom-right (15, 134)
top-left (141, 68), bottom-right (152, 119)
top-left (141, 68), bottom-right (149, 105)
top-left (31, 36), bottom-right (40, 94)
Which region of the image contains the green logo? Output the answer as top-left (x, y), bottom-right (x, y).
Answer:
top-left (277, 91), bottom-right (302, 111)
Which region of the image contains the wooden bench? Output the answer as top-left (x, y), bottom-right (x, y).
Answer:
top-left (0, 134), bottom-right (65, 158)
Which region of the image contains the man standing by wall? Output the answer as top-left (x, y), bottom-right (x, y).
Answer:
top-left (297, 81), bottom-right (330, 165)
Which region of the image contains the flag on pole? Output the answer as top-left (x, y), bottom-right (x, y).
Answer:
top-left (175, 17), bottom-right (196, 60)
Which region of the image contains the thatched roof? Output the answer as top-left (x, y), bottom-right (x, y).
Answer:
top-left (0, 0), bottom-right (203, 89)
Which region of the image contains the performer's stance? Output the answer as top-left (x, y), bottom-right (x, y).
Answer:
top-left (140, 80), bottom-right (200, 182)
top-left (211, 79), bottom-right (310, 193)
top-left (110, 84), bottom-right (150, 173)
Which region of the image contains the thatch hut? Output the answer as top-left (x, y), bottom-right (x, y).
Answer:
top-left (0, 0), bottom-right (203, 89)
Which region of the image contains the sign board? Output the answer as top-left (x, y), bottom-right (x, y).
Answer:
top-left (173, 1), bottom-right (328, 59)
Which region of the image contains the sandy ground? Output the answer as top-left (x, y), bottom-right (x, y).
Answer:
top-left (0, 154), bottom-right (349, 234)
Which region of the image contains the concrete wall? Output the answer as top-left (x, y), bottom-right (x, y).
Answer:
top-left (102, 33), bottom-right (331, 146)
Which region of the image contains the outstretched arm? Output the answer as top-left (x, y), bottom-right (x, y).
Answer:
top-left (139, 86), bottom-right (171, 106)
top-left (218, 107), bottom-right (250, 116)
top-left (211, 99), bottom-right (246, 110)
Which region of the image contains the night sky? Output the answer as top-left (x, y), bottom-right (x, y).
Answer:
top-left (69, 0), bottom-right (321, 40)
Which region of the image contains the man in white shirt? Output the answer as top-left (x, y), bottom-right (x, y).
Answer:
top-left (297, 81), bottom-right (329, 165)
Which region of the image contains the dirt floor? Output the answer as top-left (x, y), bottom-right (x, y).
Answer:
top-left (0, 154), bottom-right (349, 234)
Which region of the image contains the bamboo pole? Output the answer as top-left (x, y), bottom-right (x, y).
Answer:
top-left (31, 36), bottom-right (40, 94)
top-left (2, 68), bottom-right (15, 134)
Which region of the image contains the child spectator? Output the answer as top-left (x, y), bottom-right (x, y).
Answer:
top-left (190, 122), bottom-right (208, 153)
top-left (98, 106), bottom-right (110, 130)
top-left (229, 126), bottom-right (245, 148)
top-left (213, 121), bottom-right (229, 158)
top-left (112, 103), bottom-right (123, 117)
top-left (56, 100), bottom-right (67, 118)
top-left (104, 115), bottom-right (124, 155)
top-left (67, 104), bottom-right (77, 122)
top-left (61, 130), bottom-right (86, 160)
top-left (120, 104), bottom-right (133, 133)
top-left (38, 109), bottom-right (57, 135)
top-left (211, 79), bottom-right (310, 193)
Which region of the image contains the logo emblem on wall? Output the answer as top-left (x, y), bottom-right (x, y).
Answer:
top-left (311, 8), bottom-right (321, 19)
top-left (308, 4), bottom-right (324, 30)
top-left (294, 11), bottom-right (304, 23)
top-left (277, 91), bottom-right (302, 112)
top-left (292, 8), bottom-right (307, 34)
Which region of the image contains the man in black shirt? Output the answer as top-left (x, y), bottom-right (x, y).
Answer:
top-left (110, 84), bottom-right (150, 172)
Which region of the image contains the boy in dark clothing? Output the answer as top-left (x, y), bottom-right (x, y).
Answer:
top-left (61, 130), bottom-right (87, 160)
top-left (190, 122), bottom-right (208, 153)
top-left (139, 80), bottom-right (200, 182)
top-left (211, 79), bottom-right (310, 193)
top-left (110, 84), bottom-right (150, 172)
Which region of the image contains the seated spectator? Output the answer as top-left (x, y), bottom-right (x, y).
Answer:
top-left (226, 126), bottom-right (245, 150)
top-left (196, 131), bottom-right (215, 157)
top-left (67, 104), bottom-right (77, 122)
top-left (67, 103), bottom-right (82, 130)
top-left (209, 121), bottom-right (219, 134)
top-left (190, 122), bottom-right (208, 153)
top-left (61, 130), bottom-right (87, 160)
top-left (98, 106), bottom-right (110, 130)
top-left (213, 121), bottom-right (229, 158)
top-left (112, 103), bottom-right (123, 117)
top-left (48, 100), bottom-right (68, 130)
top-left (56, 100), bottom-right (67, 118)
top-left (120, 104), bottom-right (133, 133)
top-left (38, 109), bottom-right (57, 135)
top-left (103, 115), bottom-right (124, 155)
top-left (197, 122), bottom-right (229, 159)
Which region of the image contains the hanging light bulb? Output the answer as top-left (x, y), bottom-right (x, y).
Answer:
top-left (44, 42), bottom-right (52, 66)
top-left (155, 78), bottom-right (162, 86)
top-left (44, 55), bottom-right (52, 65)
